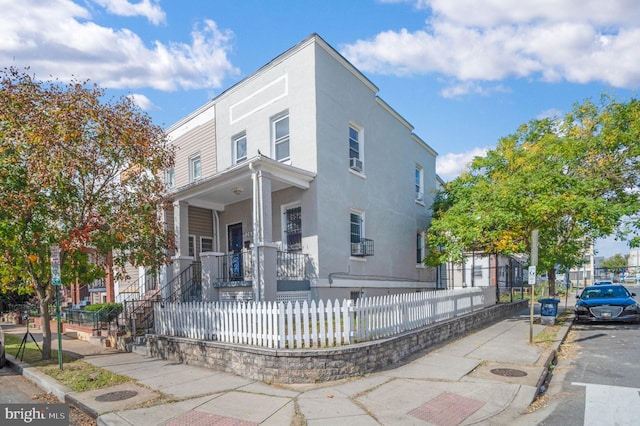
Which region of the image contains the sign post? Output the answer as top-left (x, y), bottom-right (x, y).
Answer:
top-left (529, 230), bottom-right (538, 344)
top-left (50, 244), bottom-right (63, 370)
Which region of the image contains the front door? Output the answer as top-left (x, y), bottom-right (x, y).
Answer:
top-left (227, 223), bottom-right (243, 280)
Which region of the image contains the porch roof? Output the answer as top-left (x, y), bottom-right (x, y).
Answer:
top-left (169, 155), bottom-right (316, 210)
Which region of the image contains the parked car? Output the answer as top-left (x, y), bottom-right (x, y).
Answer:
top-left (593, 280), bottom-right (614, 285)
top-left (575, 284), bottom-right (640, 323)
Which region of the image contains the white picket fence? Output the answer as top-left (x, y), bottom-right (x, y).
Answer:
top-left (153, 287), bottom-right (496, 349)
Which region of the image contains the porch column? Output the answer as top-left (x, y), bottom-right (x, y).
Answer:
top-left (200, 251), bottom-right (224, 302)
top-left (167, 201), bottom-right (193, 300)
top-left (251, 167), bottom-right (278, 301)
top-left (173, 200), bottom-right (190, 257)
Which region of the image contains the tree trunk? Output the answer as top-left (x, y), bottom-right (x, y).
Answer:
top-left (36, 285), bottom-right (53, 360)
top-left (547, 268), bottom-right (557, 297)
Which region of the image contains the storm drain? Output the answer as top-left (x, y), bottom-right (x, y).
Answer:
top-left (490, 368), bottom-right (528, 377)
top-left (95, 390), bottom-right (139, 402)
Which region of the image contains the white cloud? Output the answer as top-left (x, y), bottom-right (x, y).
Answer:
top-left (93, 0), bottom-right (166, 25)
top-left (440, 81), bottom-right (511, 98)
top-left (436, 147), bottom-right (488, 181)
top-left (536, 108), bottom-right (563, 120)
top-left (0, 1), bottom-right (238, 91)
top-left (128, 93), bottom-right (156, 110)
top-left (342, 0), bottom-right (640, 93)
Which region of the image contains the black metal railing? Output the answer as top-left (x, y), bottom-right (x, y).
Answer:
top-left (166, 262), bottom-right (202, 303)
top-left (116, 269), bottom-right (159, 304)
top-left (125, 263), bottom-right (201, 336)
top-left (277, 251), bottom-right (310, 280)
top-left (351, 238), bottom-right (374, 257)
top-left (215, 251), bottom-right (253, 282)
top-left (67, 305), bottom-right (122, 330)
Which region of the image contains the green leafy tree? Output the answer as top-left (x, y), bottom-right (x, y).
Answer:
top-left (0, 68), bottom-right (175, 359)
top-left (600, 253), bottom-right (629, 273)
top-left (426, 95), bottom-right (640, 295)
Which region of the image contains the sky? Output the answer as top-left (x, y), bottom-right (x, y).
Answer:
top-left (1, 0), bottom-right (638, 257)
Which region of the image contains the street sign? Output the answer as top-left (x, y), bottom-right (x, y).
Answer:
top-left (51, 264), bottom-right (61, 286)
top-left (50, 244), bottom-right (60, 265)
top-left (528, 265), bottom-right (537, 285)
top-left (50, 244), bottom-right (61, 286)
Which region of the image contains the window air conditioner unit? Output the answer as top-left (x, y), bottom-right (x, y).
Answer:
top-left (351, 242), bottom-right (365, 256)
top-left (350, 158), bottom-right (363, 172)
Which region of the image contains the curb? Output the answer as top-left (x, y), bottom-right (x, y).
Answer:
top-left (533, 315), bottom-right (574, 398)
top-left (5, 353), bottom-right (98, 420)
top-left (5, 353), bottom-right (73, 403)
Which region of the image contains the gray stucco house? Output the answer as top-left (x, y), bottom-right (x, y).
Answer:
top-left (151, 34), bottom-right (438, 303)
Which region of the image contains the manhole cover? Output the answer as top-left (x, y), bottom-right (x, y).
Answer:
top-left (490, 368), bottom-right (528, 377)
top-left (95, 390), bottom-right (139, 402)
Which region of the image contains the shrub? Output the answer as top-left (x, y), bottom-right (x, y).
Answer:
top-left (84, 303), bottom-right (123, 322)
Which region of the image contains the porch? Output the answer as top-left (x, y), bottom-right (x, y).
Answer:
top-left (177, 250), bottom-right (313, 303)
top-left (167, 155), bottom-right (317, 304)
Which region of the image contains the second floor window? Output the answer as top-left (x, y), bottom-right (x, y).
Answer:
top-left (165, 167), bottom-right (174, 189)
top-left (234, 133), bottom-right (247, 164)
top-left (189, 154), bottom-right (201, 183)
top-left (273, 114), bottom-right (289, 162)
top-left (349, 125), bottom-right (363, 172)
top-left (415, 165), bottom-right (424, 202)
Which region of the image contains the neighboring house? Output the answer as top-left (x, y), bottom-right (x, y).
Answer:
top-left (149, 34), bottom-right (437, 303)
top-left (441, 252), bottom-right (525, 289)
top-left (69, 248), bottom-right (114, 308)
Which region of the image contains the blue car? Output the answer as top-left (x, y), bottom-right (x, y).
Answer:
top-left (575, 284), bottom-right (640, 323)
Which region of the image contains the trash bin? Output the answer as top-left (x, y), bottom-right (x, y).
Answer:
top-left (538, 298), bottom-right (560, 325)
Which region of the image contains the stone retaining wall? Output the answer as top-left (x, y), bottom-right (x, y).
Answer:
top-left (147, 300), bottom-right (527, 384)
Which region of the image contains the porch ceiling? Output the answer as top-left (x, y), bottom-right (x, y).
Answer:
top-left (170, 155), bottom-right (316, 210)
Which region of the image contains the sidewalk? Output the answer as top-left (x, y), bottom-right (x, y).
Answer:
top-left (2, 296), bottom-right (574, 426)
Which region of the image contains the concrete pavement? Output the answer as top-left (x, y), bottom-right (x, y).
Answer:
top-left (2, 296), bottom-right (574, 425)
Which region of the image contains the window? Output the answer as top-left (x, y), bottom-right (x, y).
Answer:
top-left (284, 205), bottom-right (302, 251)
top-left (273, 114), bottom-right (289, 162)
top-left (233, 133), bottom-right (247, 164)
top-left (189, 155), bottom-right (201, 183)
top-left (350, 212), bottom-right (363, 245)
top-left (350, 212), bottom-right (373, 257)
top-left (188, 235), bottom-right (196, 257)
top-left (416, 232), bottom-right (424, 264)
top-left (201, 237), bottom-right (214, 253)
top-left (415, 165), bottom-right (424, 202)
top-left (473, 266), bottom-right (483, 278)
top-left (349, 125), bottom-right (363, 172)
top-left (164, 168), bottom-right (174, 189)
top-left (350, 290), bottom-right (364, 302)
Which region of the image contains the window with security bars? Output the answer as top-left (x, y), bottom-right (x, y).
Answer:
top-left (284, 206), bottom-right (302, 251)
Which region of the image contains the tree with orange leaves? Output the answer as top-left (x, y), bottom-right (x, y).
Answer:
top-left (0, 67), bottom-right (174, 359)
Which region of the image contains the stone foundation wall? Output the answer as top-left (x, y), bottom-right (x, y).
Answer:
top-left (147, 300), bottom-right (527, 384)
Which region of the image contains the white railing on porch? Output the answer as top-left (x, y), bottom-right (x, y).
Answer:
top-left (154, 287), bottom-right (496, 349)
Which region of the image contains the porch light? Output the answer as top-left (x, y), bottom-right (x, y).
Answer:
top-left (232, 186), bottom-right (244, 195)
